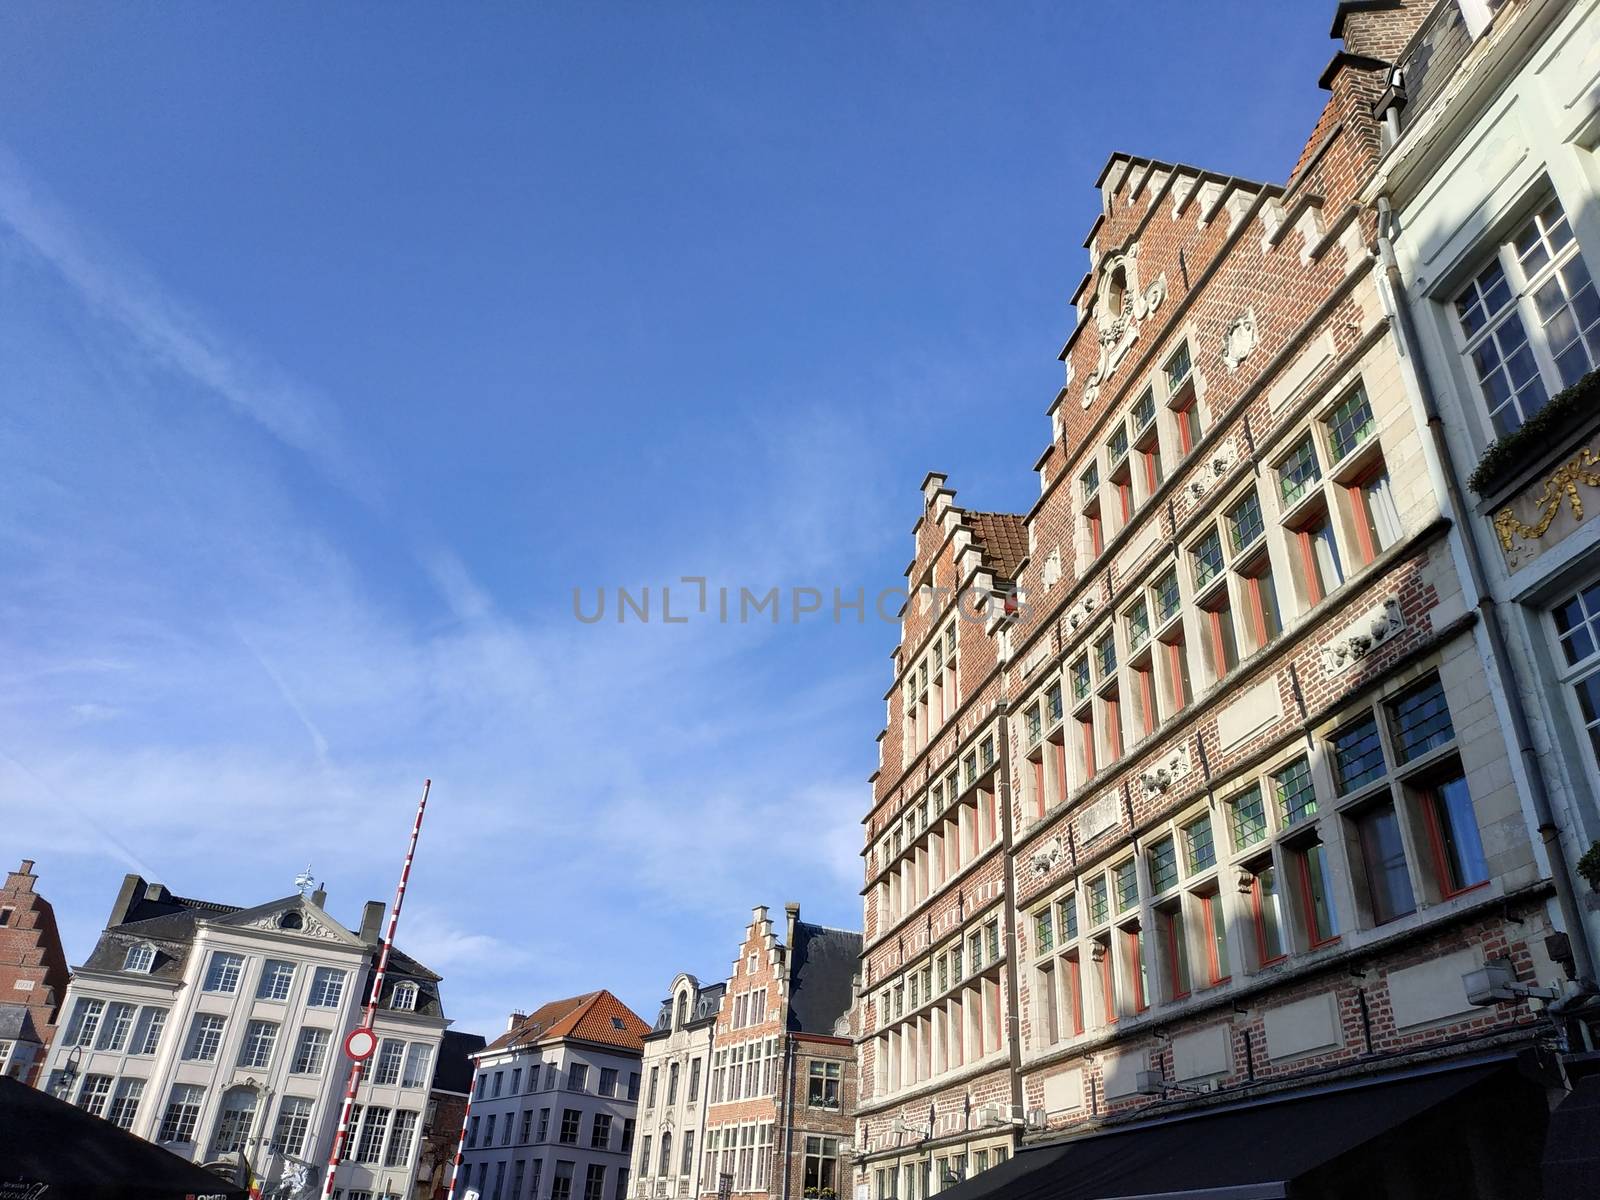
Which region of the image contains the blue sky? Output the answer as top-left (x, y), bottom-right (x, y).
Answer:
top-left (0, 3), bottom-right (1332, 1037)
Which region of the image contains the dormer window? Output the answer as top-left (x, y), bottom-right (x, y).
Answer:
top-left (675, 992), bottom-right (689, 1029)
top-left (392, 981), bottom-right (419, 1012)
top-left (123, 943), bottom-right (156, 973)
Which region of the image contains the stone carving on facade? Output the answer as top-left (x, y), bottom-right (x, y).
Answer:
top-left (1140, 743), bottom-right (1192, 798)
top-left (1042, 547), bottom-right (1062, 591)
top-left (1321, 597), bottom-right (1405, 675)
top-left (1222, 309), bottom-right (1258, 372)
top-left (1064, 592), bottom-right (1098, 632)
top-left (1030, 834), bottom-right (1066, 878)
top-left (1186, 439), bottom-right (1238, 501)
top-left (1080, 243), bottom-right (1169, 410)
top-left (1492, 446), bottom-right (1599, 567)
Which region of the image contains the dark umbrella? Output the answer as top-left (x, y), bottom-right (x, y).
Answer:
top-left (0, 1075), bottom-right (248, 1199)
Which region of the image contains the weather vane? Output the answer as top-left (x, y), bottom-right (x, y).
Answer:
top-left (294, 865), bottom-right (316, 899)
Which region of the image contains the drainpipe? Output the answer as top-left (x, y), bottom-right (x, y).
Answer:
top-left (995, 700), bottom-right (1027, 1148)
top-left (778, 1028), bottom-right (798, 1200)
top-left (695, 1023), bottom-right (714, 1198)
top-left (1375, 194), bottom-right (1597, 986)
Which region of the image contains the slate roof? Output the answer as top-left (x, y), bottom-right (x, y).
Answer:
top-left (968, 511), bottom-right (1028, 582)
top-left (787, 921), bottom-right (862, 1036)
top-left (649, 978), bottom-right (726, 1036)
top-left (79, 883), bottom-right (446, 1018)
top-left (483, 990), bottom-right (650, 1056)
top-left (0, 1004), bottom-right (41, 1044)
top-left (433, 1029), bottom-right (488, 1095)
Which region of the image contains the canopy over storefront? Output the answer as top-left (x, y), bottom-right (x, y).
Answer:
top-left (0, 1075), bottom-right (249, 1200)
top-left (931, 1057), bottom-right (1547, 1200)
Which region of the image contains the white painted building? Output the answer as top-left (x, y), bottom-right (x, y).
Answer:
top-left (630, 973), bottom-right (724, 1200)
top-left (454, 991), bottom-right (649, 1200)
top-left (1370, 0), bottom-right (1600, 973)
top-left (38, 874), bottom-right (448, 1200)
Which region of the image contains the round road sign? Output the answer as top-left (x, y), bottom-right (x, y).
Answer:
top-left (345, 1026), bottom-right (379, 1061)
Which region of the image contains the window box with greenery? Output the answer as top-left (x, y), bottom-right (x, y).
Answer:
top-left (1467, 368), bottom-right (1600, 498)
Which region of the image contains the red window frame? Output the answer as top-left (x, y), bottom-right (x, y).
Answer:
top-left (1198, 891), bottom-right (1230, 986)
top-left (1419, 782), bottom-right (1490, 900)
top-left (1052, 738), bottom-right (1068, 806)
top-left (1250, 873), bottom-right (1286, 966)
top-left (1138, 433), bottom-right (1163, 494)
top-left (1295, 522), bottom-right (1327, 606)
top-left (1163, 636), bottom-right (1189, 712)
top-left (1134, 662), bottom-right (1157, 738)
top-left (1086, 506), bottom-right (1103, 556)
top-left (1123, 927), bottom-right (1148, 1013)
top-left (1078, 715), bottom-right (1097, 781)
top-left (1113, 469), bottom-right (1133, 524)
top-left (1064, 952), bottom-right (1085, 1035)
top-left (1097, 943), bottom-right (1117, 1025)
top-left (1292, 845), bottom-right (1340, 949)
top-left (1103, 693), bottom-right (1123, 764)
top-left (1175, 398), bottom-right (1199, 455)
top-left (1030, 757), bottom-right (1045, 820)
top-left (1204, 602), bottom-right (1237, 678)
top-left (1160, 908), bottom-right (1189, 1001)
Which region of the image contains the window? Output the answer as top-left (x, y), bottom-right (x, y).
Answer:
top-left (494, 1070), bottom-right (505, 1097)
top-left (1147, 837), bottom-right (1178, 893)
top-left (123, 943), bottom-right (155, 973)
top-left (1454, 197), bottom-right (1599, 436)
top-left (560, 1107), bottom-right (581, 1144)
top-left (1356, 799), bottom-right (1416, 925)
top-left (1250, 864), bottom-right (1286, 964)
top-left (1229, 786), bottom-right (1268, 850)
top-left (647, 1066), bottom-right (659, 1107)
top-left (1421, 769), bottom-right (1489, 896)
top-left (1388, 676), bottom-right (1454, 762)
top-left (373, 1038), bottom-right (405, 1085)
top-left (157, 1084), bottom-right (205, 1143)
top-left (1277, 436), bottom-right (1321, 508)
top-left (202, 951), bottom-right (244, 994)
top-left (257, 959), bottom-right (295, 1001)
top-left (97, 1002), bottom-right (135, 1052)
top-left (569, 1063), bottom-right (589, 1093)
top-left (804, 1135), bottom-right (841, 1196)
top-left (1331, 715), bottom-right (1386, 793)
top-left (627, 1071), bottom-right (640, 1100)
top-left (808, 1060), bottom-right (841, 1107)
top-left (76, 1074), bottom-right (112, 1117)
top-left (392, 981), bottom-right (419, 1011)
top-left (1184, 815), bottom-right (1216, 873)
top-left (1325, 385), bottom-right (1376, 463)
top-left (621, 1117), bottom-right (635, 1152)
top-left (585, 1165), bottom-right (607, 1200)
top-left (1199, 890), bottom-right (1230, 985)
top-left (308, 966), bottom-right (346, 1008)
top-left (1157, 906), bottom-right (1189, 1001)
top-left (1273, 757), bottom-right (1317, 828)
top-left (238, 1019), bottom-right (279, 1069)
top-left (1087, 877), bottom-right (1109, 926)
top-left (1226, 491), bottom-right (1266, 555)
top-left (1033, 907), bottom-right (1054, 956)
top-left (1349, 467), bottom-right (1401, 561)
top-left (1191, 529), bottom-right (1225, 590)
top-left (107, 1079), bottom-right (144, 1131)
top-left (273, 1096), bottom-right (315, 1157)
top-left (292, 1026), bottom-right (331, 1074)
top-left (599, 1065), bottom-right (619, 1097)
top-left (1294, 508), bottom-right (1344, 605)
top-left (592, 1112), bottom-right (613, 1149)
top-left (131, 1007), bottom-right (167, 1055)
top-left (1291, 842), bottom-right (1339, 947)
top-left (355, 1106), bottom-right (391, 1163)
top-left (537, 1109), bottom-right (550, 1141)
top-left (185, 1013), bottom-right (227, 1061)
top-left (1113, 860), bottom-right (1139, 913)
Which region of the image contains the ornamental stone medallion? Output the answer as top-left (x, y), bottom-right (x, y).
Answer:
top-left (1491, 432), bottom-right (1600, 570)
top-left (1081, 242), bottom-right (1169, 409)
top-left (1222, 309), bottom-right (1258, 372)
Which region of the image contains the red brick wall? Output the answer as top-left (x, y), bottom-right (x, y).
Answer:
top-left (0, 859), bottom-right (71, 1060)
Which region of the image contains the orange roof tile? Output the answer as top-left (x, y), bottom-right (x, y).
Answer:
top-left (969, 511), bottom-right (1028, 581)
top-left (481, 990), bottom-right (650, 1055)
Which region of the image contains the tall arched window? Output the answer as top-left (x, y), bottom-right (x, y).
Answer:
top-left (659, 1131), bottom-right (673, 1174)
top-left (674, 992), bottom-right (688, 1029)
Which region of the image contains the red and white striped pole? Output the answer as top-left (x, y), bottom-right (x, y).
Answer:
top-left (445, 1087), bottom-right (475, 1200)
top-left (321, 778), bottom-right (432, 1199)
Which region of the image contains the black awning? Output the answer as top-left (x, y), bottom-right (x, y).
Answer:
top-left (0, 1075), bottom-right (250, 1200)
top-left (1543, 1071), bottom-right (1600, 1200)
top-left (930, 1060), bottom-right (1510, 1200)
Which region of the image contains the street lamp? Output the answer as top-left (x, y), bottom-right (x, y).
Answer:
top-left (54, 1046), bottom-right (82, 1101)
top-left (1462, 961), bottom-right (1560, 1007)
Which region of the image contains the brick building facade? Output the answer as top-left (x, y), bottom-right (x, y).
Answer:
top-left (855, 3), bottom-right (1595, 1197)
top-left (0, 858), bottom-right (71, 1083)
top-left (653, 904), bottom-right (859, 1200)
